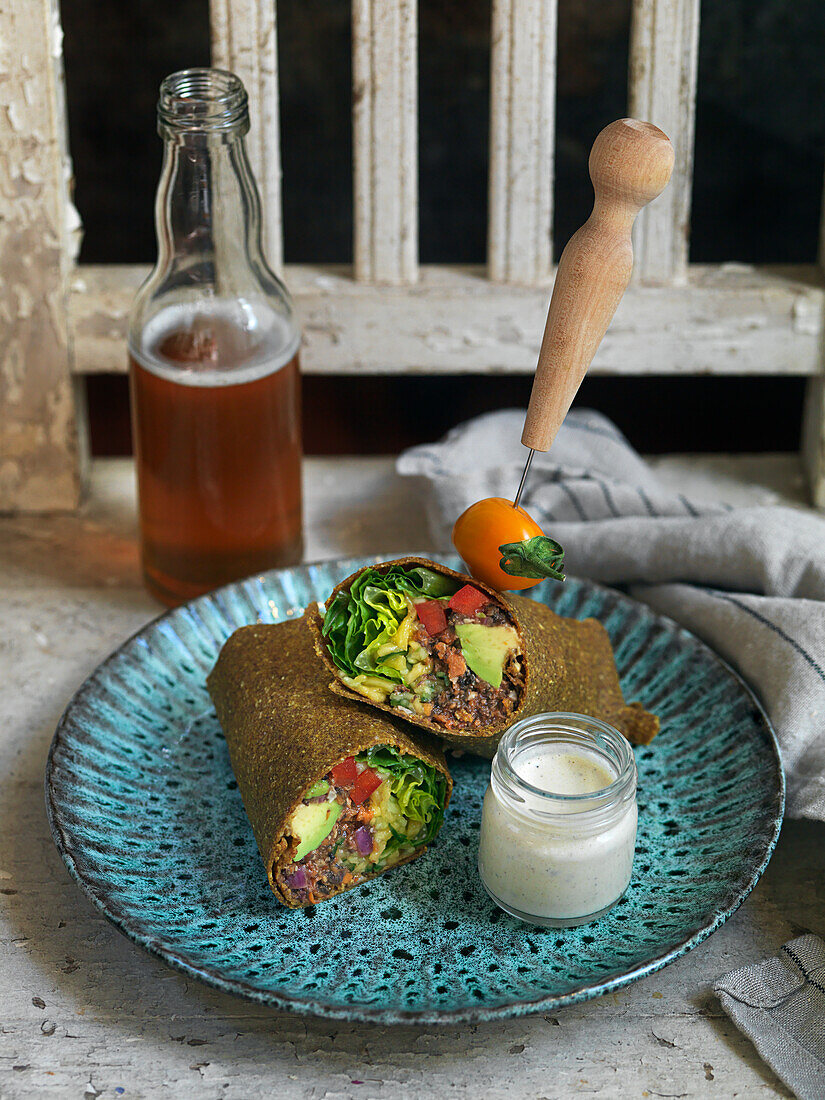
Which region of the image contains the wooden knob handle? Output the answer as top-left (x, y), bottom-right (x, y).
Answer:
top-left (521, 119), bottom-right (674, 452)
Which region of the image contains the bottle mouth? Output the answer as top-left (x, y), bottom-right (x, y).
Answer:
top-left (158, 68), bottom-right (249, 134)
top-left (492, 712), bottom-right (637, 818)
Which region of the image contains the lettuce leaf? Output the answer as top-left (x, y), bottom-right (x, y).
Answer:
top-left (322, 565), bottom-right (458, 680)
top-left (358, 744), bottom-right (448, 849)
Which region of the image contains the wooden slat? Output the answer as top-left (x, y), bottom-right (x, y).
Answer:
top-left (69, 263), bottom-right (825, 378)
top-left (210, 0), bottom-right (283, 272)
top-left (801, 377), bottom-right (825, 507)
top-left (628, 0), bottom-right (700, 284)
top-left (352, 0), bottom-right (417, 284)
top-left (801, 175), bottom-right (825, 507)
top-left (0, 0), bottom-right (85, 511)
top-left (488, 0), bottom-right (556, 285)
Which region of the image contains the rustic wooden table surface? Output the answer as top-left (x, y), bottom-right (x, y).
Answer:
top-left (2, 456), bottom-right (822, 1100)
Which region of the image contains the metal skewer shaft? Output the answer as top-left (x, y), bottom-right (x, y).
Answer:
top-left (513, 119), bottom-right (674, 507)
top-left (512, 449), bottom-right (534, 510)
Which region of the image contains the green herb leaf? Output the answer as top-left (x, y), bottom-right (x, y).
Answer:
top-left (304, 779), bottom-right (330, 799)
top-left (357, 744), bottom-right (447, 847)
top-left (498, 536), bottom-right (565, 582)
top-left (321, 565), bottom-right (459, 680)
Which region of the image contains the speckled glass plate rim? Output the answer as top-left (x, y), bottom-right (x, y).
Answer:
top-left (45, 553), bottom-right (785, 1025)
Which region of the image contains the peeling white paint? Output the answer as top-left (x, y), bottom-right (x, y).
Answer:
top-left (210, 0), bottom-right (284, 273)
top-left (792, 296), bottom-right (820, 336)
top-left (5, 0), bottom-right (825, 514)
top-left (352, 0), bottom-right (418, 285)
top-left (629, 0), bottom-right (701, 284)
top-left (0, 0), bottom-right (82, 512)
top-left (488, 0), bottom-right (556, 285)
top-left (68, 263), bottom-right (825, 380)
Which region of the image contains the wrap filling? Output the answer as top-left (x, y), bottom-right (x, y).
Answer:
top-left (321, 564), bottom-right (525, 730)
top-left (279, 744), bottom-right (448, 905)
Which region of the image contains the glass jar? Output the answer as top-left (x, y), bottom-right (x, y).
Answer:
top-left (478, 713), bottom-right (637, 927)
top-left (128, 69), bottom-right (303, 606)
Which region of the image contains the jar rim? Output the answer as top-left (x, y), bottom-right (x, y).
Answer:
top-left (493, 712), bottom-right (636, 817)
top-left (158, 68), bottom-right (249, 134)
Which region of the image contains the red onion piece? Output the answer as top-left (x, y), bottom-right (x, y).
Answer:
top-left (354, 826), bottom-right (373, 856)
top-left (285, 866), bottom-right (307, 889)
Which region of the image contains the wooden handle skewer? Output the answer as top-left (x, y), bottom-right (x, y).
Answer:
top-left (513, 119), bottom-right (674, 508)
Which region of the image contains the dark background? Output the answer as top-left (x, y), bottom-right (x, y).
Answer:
top-left (63, 0), bottom-right (825, 456)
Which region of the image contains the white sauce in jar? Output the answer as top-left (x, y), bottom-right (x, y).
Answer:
top-left (478, 714), bottom-right (638, 927)
top-left (514, 747), bottom-right (616, 798)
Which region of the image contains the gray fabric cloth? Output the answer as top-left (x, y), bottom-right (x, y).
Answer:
top-left (715, 935), bottom-right (825, 1100)
top-left (397, 408), bottom-right (825, 821)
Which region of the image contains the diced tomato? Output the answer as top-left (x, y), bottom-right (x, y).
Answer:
top-left (351, 767), bottom-right (383, 805)
top-left (331, 756), bottom-right (357, 786)
top-left (415, 599), bottom-right (447, 636)
top-left (448, 584), bottom-right (489, 616)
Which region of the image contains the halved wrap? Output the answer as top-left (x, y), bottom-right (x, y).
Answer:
top-left (306, 557), bottom-right (658, 757)
top-left (207, 620), bottom-right (452, 908)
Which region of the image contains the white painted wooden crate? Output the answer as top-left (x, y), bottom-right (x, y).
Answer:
top-left (2, 0), bottom-right (825, 512)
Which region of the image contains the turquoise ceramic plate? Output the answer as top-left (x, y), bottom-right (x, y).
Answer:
top-left (46, 555), bottom-right (784, 1024)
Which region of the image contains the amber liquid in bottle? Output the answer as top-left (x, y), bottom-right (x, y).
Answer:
top-left (129, 309), bottom-right (302, 605)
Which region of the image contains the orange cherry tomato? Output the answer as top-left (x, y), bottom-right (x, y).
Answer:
top-left (452, 496), bottom-right (544, 591)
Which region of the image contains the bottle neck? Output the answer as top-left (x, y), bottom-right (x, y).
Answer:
top-left (155, 128), bottom-right (266, 293)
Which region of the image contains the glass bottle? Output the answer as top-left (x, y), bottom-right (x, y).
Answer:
top-left (128, 68), bottom-right (303, 606)
top-left (478, 713), bottom-right (638, 927)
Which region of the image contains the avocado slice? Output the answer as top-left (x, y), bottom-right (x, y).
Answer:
top-left (291, 799), bottom-right (342, 861)
top-left (455, 623), bottom-right (519, 689)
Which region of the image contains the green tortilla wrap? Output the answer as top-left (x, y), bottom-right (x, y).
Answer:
top-left (207, 619), bottom-right (452, 908)
top-left (306, 556), bottom-right (658, 757)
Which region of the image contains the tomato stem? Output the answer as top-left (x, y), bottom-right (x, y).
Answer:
top-left (498, 536), bottom-right (565, 582)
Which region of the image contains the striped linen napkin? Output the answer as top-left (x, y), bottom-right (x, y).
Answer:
top-left (715, 935), bottom-right (825, 1100)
